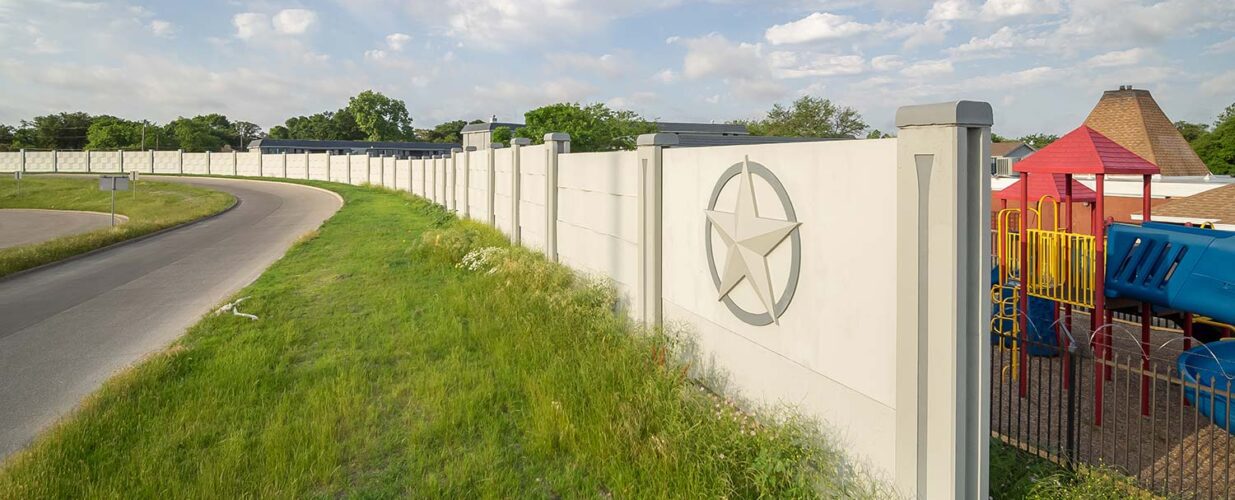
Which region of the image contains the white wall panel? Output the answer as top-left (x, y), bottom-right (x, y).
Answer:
top-left (0, 152), bottom-right (21, 171)
top-left (91, 151), bottom-right (122, 172)
top-left (153, 151), bottom-right (179, 174)
top-left (236, 152), bottom-right (261, 177)
top-left (183, 153), bottom-right (209, 175)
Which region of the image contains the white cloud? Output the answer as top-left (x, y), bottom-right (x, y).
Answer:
top-left (233, 13), bottom-right (268, 40)
top-left (429, 0), bottom-right (674, 48)
top-left (900, 59), bottom-right (954, 78)
top-left (1206, 37), bottom-right (1235, 54)
top-left (980, 0), bottom-right (1062, 19)
top-left (927, 0), bottom-right (977, 21)
top-left (652, 69), bottom-right (678, 83)
top-left (682, 34), bottom-right (764, 80)
top-left (385, 33), bottom-right (412, 51)
top-left (870, 55), bottom-right (904, 71)
top-left (765, 12), bottom-right (877, 45)
top-left (946, 26), bottom-right (1041, 60)
top-left (1086, 48), bottom-right (1148, 67)
top-left (551, 52), bottom-right (632, 79)
top-left (769, 51), bottom-right (866, 77)
top-left (272, 9), bottom-right (317, 35)
top-left (1201, 70), bottom-right (1235, 96)
top-left (149, 20), bottom-right (175, 38)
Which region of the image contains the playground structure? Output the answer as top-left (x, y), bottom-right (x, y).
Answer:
top-left (993, 124), bottom-right (1235, 424)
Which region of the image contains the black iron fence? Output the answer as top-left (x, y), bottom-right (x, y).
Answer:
top-left (991, 321), bottom-right (1235, 499)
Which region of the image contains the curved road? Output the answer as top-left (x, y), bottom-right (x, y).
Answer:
top-left (0, 177), bottom-right (342, 460)
top-left (0, 209), bottom-right (126, 250)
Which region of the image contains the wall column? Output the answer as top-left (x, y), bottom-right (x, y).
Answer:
top-left (118, 150), bottom-right (124, 172)
top-left (282, 152), bottom-right (288, 178)
top-left (893, 101), bottom-right (992, 500)
top-left (486, 146), bottom-right (501, 224)
top-left (510, 138), bottom-right (531, 244)
top-left (451, 148), bottom-right (465, 211)
top-left (206, 151), bottom-right (212, 175)
top-left (149, 149), bottom-right (154, 173)
top-left (305, 151), bottom-right (311, 180)
top-left (543, 133), bottom-right (570, 261)
top-left (52, 150), bottom-right (58, 173)
top-left (635, 133), bottom-right (678, 326)
top-left (86, 150), bottom-right (92, 173)
top-left (463, 147), bottom-right (476, 218)
top-left (178, 149), bottom-right (184, 174)
top-left (19, 149), bottom-right (25, 173)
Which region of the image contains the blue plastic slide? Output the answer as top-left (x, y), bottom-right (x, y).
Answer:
top-left (1179, 341), bottom-right (1235, 435)
top-left (1105, 222), bottom-right (1235, 326)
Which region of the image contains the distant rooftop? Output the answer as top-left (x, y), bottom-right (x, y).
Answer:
top-left (1083, 86), bottom-right (1210, 176)
top-left (461, 122), bottom-right (524, 133)
top-left (249, 139), bottom-right (457, 150)
top-left (657, 122), bottom-right (748, 136)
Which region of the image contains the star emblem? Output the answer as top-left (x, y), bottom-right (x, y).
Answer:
top-left (705, 158), bottom-right (801, 324)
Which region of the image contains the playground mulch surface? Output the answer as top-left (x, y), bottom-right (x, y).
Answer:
top-left (992, 313), bottom-right (1235, 499)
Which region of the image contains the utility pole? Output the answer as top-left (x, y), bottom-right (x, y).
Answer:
top-left (141, 122), bottom-right (146, 150)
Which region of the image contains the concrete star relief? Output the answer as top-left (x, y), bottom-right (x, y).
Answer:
top-left (705, 159), bottom-right (801, 324)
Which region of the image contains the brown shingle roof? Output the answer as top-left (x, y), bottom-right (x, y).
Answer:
top-left (991, 141), bottom-right (1029, 157)
top-left (1154, 184), bottom-right (1235, 223)
top-left (1083, 88), bottom-right (1211, 176)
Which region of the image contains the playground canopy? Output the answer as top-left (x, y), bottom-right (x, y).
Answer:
top-left (994, 173), bottom-right (1097, 202)
top-left (1014, 125), bottom-right (1161, 176)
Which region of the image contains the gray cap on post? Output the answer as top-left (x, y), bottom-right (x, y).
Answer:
top-left (511, 137), bottom-right (532, 146)
top-left (544, 132), bottom-right (570, 142)
top-left (464, 146), bottom-right (477, 152)
top-left (637, 133), bottom-right (680, 147)
top-left (895, 100), bottom-right (993, 128)
top-left (490, 143), bottom-right (506, 149)
top-left (451, 147), bottom-right (464, 153)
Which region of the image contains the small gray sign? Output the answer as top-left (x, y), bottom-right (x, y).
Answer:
top-left (99, 175), bottom-right (129, 191)
top-left (12, 171), bottom-right (21, 180)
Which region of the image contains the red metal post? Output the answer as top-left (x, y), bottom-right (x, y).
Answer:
top-left (1063, 175), bottom-right (1073, 386)
top-left (1019, 172), bottom-right (1030, 398)
top-left (1140, 174), bottom-right (1152, 416)
top-left (1093, 174), bottom-right (1107, 426)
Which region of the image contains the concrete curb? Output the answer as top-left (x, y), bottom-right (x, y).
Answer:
top-left (0, 208), bottom-right (131, 225)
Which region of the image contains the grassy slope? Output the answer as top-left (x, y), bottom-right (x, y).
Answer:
top-left (0, 175), bottom-right (235, 277)
top-left (0, 183), bottom-right (881, 498)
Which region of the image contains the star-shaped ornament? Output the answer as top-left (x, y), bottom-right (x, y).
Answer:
top-left (705, 158), bottom-right (800, 324)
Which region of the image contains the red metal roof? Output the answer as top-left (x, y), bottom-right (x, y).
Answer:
top-left (994, 173), bottom-right (1098, 202)
top-left (1014, 125), bottom-right (1160, 175)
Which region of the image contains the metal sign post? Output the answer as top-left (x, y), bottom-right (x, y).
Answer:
top-left (12, 171), bottom-right (20, 196)
top-left (99, 175), bottom-right (130, 226)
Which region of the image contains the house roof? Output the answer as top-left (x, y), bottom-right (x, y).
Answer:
top-left (1083, 87), bottom-right (1211, 176)
top-left (249, 139), bottom-right (457, 150)
top-left (461, 122), bottom-right (524, 133)
top-left (673, 134), bottom-right (840, 147)
top-left (991, 141), bottom-right (1033, 157)
top-left (1153, 183), bottom-right (1235, 224)
top-left (994, 173), bottom-right (1098, 202)
top-left (1014, 125), bottom-right (1160, 176)
top-left (657, 122), bottom-right (748, 135)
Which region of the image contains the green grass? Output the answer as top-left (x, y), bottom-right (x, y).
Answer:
top-left (989, 440), bottom-right (1159, 499)
top-left (0, 175), bottom-right (235, 278)
top-left (0, 182), bottom-right (885, 498)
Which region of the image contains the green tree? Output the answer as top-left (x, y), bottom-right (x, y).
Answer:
top-left (1174, 121), bottom-right (1210, 143)
top-left (991, 132), bottom-right (1010, 142)
top-left (15, 112), bottom-right (95, 149)
top-left (85, 116), bottom-right (144, 150)
top-left (0, 125), bottom-right (14, 152)
top-left (866, 129), bottom-right (892, 139)
top-left (233, 121), bottom-right (263, 150)
top-left (738, 96), bottom-right (867, 138)
top-left (1192, 103), bottom-right (1235, 175)
top-left (514, 102), bottom-right (656, 152)
top-left (1018, 133), bottom-right (1059, 150)
top-left (490, 126), bottom-right (513, 145)
top-left (273, 110), bottom-right (364, 141)
top-left (416, 120), bottom-right (468, 143)
top-left (346, 90), bottom-right (415, 141)
top-left (165, 117), bottom-right (225, 152)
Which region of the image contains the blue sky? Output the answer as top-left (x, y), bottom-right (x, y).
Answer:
top-left (1, 0), bottom-right (1233, 137)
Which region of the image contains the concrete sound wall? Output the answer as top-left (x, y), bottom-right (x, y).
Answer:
top-left (556, 150), bottom-right (639, 300)
top-left (0, 101), bottom-right (993, 498)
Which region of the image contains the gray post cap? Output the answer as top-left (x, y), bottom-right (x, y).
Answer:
top-left (895, 100), bottom-right (993, 128)
top-left (451, 147), bottom-right (464, 153)
top-left (490, 143), bottom-right (506, 149)
top-left (544, 132), bottom-right (570, 142)
top-left (637, 133), bottom-right (680, 147)
top-left (511, 137), bottom-right (532, 146)
top-left (465, 146), bottom-right (478, 152)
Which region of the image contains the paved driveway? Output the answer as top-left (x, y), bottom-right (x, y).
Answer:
top-left (0, 177), bottom-right (342, 460)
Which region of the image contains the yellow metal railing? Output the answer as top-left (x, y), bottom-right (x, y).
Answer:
top-left (991, 283), bottom-right (1020, 381)
top-left (1025, 229), bottom-right (1097, 308)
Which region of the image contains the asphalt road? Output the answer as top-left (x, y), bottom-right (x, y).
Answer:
top-left (0, 209), bottom-right (126, 250)
top-left (0, 177), bottom-right (342, 460)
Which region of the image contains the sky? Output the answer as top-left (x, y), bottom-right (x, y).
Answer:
top-left (1, 0), bottom-right (1233, 137)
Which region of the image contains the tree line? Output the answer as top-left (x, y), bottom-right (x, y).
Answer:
top-left (1174, 103), bottom-right (1235, 175)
